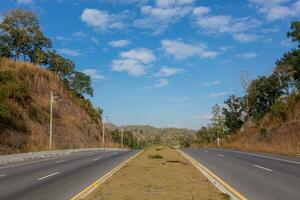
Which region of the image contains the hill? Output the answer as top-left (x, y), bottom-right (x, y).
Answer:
top-left (0, 59), bottom-right (112, 155)
top-left (107, 124), bottom-right (196, 147)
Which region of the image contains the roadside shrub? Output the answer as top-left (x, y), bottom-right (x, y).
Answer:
top-left (259, 128), bottom-right (268, 140)
top-left (271, 100), bottom-right (288, 121)
top-left (148, 154), bottom-right (163, 159)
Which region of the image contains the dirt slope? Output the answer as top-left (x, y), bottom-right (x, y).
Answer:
top-left (0, 58), bottom-right (114, 155)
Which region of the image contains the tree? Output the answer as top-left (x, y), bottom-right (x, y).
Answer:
top-left (211, 104), bottom-right (225, 137)
top-left (247, 76), bottom-right (283, 121)
top-left (0, 9), bottom-right (51, 62)
top-left (46, 51), bottom-right (75, 81)
top-left (222, 95), bottom-right (245, 134)
top-left (69, 71), bottom-right (93, 97)
top-left (276, 21), bottom-right (300, 87)
top-left (287, 21), bottom-right (300, 46)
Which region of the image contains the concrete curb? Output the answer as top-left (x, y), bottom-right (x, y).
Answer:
top-left (0, 148), bottom-right (127, 165)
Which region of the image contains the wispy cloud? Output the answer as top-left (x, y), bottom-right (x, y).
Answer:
top-left (161, 39), bottom-right (218, 60)
top-left (208, 92), bottom-right (231, 98)
top-left (80, 8), bottom-right (127, 31)
top-left (248, 0), bottom-right (300, 21)
top-left (82, 69), bottom-right (105, 80)
top-left (134, 0), bottom-right (195, 34)
top-left (109, 39), bottom-right (131, 48)
top-left (57, 48), bottom-right (82, 57)
top-left (192, 6), bottom-right (261, 42)
top-left (237, 52), bottom-right (258, 59)
top-left (112, 48), bottom-right (156, 76)
top-left (146, 79), bottom-right (169, 88)
top-left (155, 66), bottom-right (184, 77)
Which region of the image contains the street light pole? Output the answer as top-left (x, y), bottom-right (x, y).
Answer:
top-left (102, 116), bottom-right (105, 148)
top-left (49, 91), bottom-right (53, 150)
top-left (49, 91), bottom-right (59, 150)
top-left (121, 128), bottom-right (124, 147)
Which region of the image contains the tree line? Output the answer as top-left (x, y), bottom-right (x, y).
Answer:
top-left (196, 21), bottom-right (300, 144)
top-left (0, 9), bottom-right (102, 123)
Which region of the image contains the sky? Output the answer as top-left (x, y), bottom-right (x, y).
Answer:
top-left (1, 0), bottom-right (299, 129)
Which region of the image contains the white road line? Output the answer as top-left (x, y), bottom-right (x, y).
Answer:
top-left (215, 148), bottom-right (300, 166)
top-left (92, 157), bottom-right (102, 162)
top-left (38, 172), bottom-right (60, 181)
top-left (204, 150), bottom-right (208, 152)
top-left (253, 164), bottom-right (273, 172)
top-left (218, 154), bottom-right (225, 158)
top-left (0, 174), bottom-right (6, 177)
top-left (55, 159), bottom-right (67, 163)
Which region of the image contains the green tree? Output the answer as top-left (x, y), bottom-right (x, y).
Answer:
top-left (222, 95), bottom-right (245, 134)
top-left (0, 9), bottom-right (51, 62)
top-left (211, 104), bottom-right (225, 137)
top-left (276, 21), bottom-right (300, 87)
top-left (247, 75), bottom-right (283, 121)
top-left (46, 51), bottom-right (75, 81)
top-left (287, 21), bottom-right (300, 46)
top-left (69, 71), bottom-right (93, 97)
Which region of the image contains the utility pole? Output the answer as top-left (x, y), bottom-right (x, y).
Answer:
top-left (49, 91), bottom-right (59, 150)
top-left (121, 128), bottom-right (124, 147)
top-left (102, 117), bottom-right (105, 148)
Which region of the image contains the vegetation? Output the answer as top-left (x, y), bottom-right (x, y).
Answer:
top-left (194, 20), bottom-right (300, 155)
top-left (86, 147), bottom-right (228, 200)
top-left (0, 9), bottom-right (102, 127)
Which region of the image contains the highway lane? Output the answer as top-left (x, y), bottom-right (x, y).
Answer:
top-left (0, 149), bottom-right (139, 200)
top-left (182, 148), bottom-right (300, 200)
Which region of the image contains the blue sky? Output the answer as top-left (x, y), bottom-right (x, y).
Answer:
top-left (1, 0), bottom-right (299, 129)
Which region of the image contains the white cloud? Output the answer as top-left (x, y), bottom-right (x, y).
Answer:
top-left (82, 69), bottom-right (105, 80)
top-left (120, 48), bottom-right (156, 64)
top-left (203, 80), bottom-right (222, 87)
top-left (112, 59), bottom-right (146, 76)
top-left (237, 52), bottom-right (258, 59)
top-left (161, 39), bottom-right (218, 60)
top-left (16, 0), bottom-right (33, 4)
top-left (111, 48), bottom-right (156, 76)
top-left (232, 33), bottom-right (258, 42)
top-left (80, 8), bottom-right (126, 31)
top-left (208, 92), bottom-right (231, 98)
top-left (57, 48), bottom-right (82, 56)
top-left (248, 0), bottom-right (300, 21)
top-left (156, 0), bottom-right (195, 8)
top-left (193, 6), bottom-right (211, 16)
top-left (134, 0), bottom-right (194, 34)
top-left (109, 39), bottom-right (131, 48)
top-left (192, 7), bottom-right (261, 42)
top-left (194, 114), bottom-right (212, 120)
top-left (146, 79), bottom-right (169, 88)
top-left (90, 36), bottom-right (100, 45)
top-left (155, 66), bottom-right (184, 77)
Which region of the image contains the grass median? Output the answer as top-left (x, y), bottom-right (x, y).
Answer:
top-left (86, 147), bottom-right (229, 200)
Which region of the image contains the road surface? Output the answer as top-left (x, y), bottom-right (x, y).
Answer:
top-left (0, 149), bottom-right (139, 200)
top-left (182, 148), bottom-right (300, 200)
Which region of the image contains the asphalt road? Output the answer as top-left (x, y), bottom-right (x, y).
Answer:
top-left (182, 148), bottom-right (300, 200)
top-left (0, 149), bottom-right (139, 200)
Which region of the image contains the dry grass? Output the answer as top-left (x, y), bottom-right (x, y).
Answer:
top-left (0, 58), bottom-right (117, 155)
top-left (86, 147), bottom-right (228, 200)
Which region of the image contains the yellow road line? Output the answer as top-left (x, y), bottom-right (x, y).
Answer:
top-left (70, 150), bottom-right (143, 200)
top-left (178, 150), bottom-right (247, 200)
